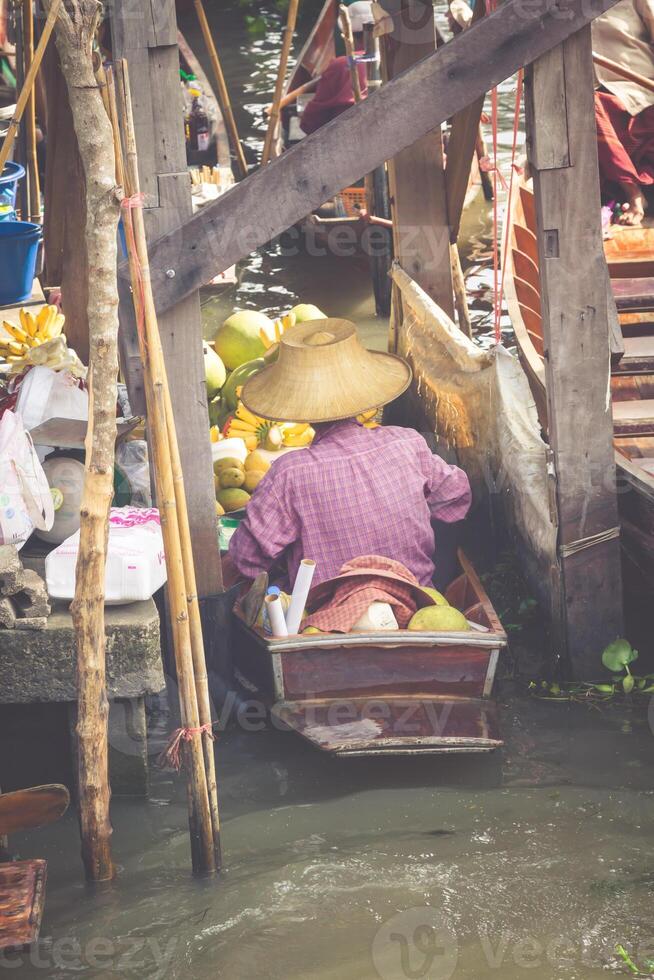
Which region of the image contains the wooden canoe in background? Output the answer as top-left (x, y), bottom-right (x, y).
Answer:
top-left (503, 176), bottom-right (654, 587)
top-left (233, 551), bottom-right (506, 756)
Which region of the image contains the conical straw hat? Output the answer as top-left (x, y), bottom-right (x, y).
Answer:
top-left (240, 319), bottom-right (412, 423)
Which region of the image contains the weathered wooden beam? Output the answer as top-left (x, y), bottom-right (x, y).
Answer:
top-left (525, 27), bottom-right (623, 678)
top-left (112, 0), bottom-right (223, 598)
top-left (120, 0), bottom-right (621, 317)
top-left (380, 0), bottom-right (453, 318)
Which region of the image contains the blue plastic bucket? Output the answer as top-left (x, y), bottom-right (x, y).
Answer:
top-left (0, 221), bottom-right (42, 305)
top-left (0, 162), bottom-right (26, 210)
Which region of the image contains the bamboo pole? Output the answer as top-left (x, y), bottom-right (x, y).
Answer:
top-left (192, 0), bottom-right (248, 180)
top-left (114, 61), bottom-right (221, 874)
top-left (592, 51), bottom-right (654, 95)
top-left (22, 0), bottom-right (40, 221)
top-left (261, 0), bottom-right (300, 166)
top-left (0, 0), bottom-right (61, 176)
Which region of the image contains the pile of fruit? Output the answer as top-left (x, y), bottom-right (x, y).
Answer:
top-left (205, 303), bottom-right (326, 514)
top-left (408, 588), bottom-right (471, 632)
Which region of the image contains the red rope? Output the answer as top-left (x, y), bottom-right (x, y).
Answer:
top-left (157, 723), bottom-right (216, 772)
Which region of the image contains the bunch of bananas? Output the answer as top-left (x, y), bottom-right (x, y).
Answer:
top-left (0, 305), bottom-right (65, 362)
top-left (259, 311), bottom-right (296, 351)
top-left (225, 398), bottom-right (315, 451)
top-left (357, 408), bottom-right (380, 429)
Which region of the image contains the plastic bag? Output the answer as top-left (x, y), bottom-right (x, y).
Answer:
top-left (0, 409), bottom-right (54, 549)
top-left (115, 440), bottom-right (152, 507)
top-left (46, 506), bottom-right (167, 604)
top-left (14, 365), bottom-right (88, 431)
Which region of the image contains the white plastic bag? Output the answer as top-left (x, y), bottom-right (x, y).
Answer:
top-left (14, 366), bottom-right (88, 432)
top-left (46, 506), bottom-right (167, 604)
top-left (0, 409), bottom-right (54, 550)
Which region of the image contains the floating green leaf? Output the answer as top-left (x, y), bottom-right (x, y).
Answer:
top-left (602, 639), bottom-right (639, 673)
top-left (623, 674), bottom-right (635, 694)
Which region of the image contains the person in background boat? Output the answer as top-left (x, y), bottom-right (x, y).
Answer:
top-left (298, 1), bottom-right (372, 135)
top-left (225, 319), bottom-right (472, 594)
top-left (593, 0), bottom-right (654, 225)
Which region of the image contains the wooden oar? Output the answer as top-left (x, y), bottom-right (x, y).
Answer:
top-left (261, 0), bottom-right (301, 165)
top-left (192, 0), bottom-right (248, 180)
top-left (0, 0), bottom-right (62, 177)
top-left (0, 785), bottom-right (70, 836)
top-left (593, 51), bottom-right (654, 95)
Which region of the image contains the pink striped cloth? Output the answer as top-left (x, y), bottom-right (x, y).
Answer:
top-left (228, 419), bottom-right (471, 590)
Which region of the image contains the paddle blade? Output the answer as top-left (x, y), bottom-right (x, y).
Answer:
top-left (0, 784), bottom-right (70, 836)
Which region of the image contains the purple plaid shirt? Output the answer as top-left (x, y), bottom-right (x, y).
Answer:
top-left (229, 419), bottom-right (471, 588)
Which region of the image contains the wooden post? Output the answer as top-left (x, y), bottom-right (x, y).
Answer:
top-left (111, 0), bottom-right (223, 601)
top-left (47, 0), bottom-right (119, 882)
top-left (261, 0), bottom-right (300, 165)
top-left (524, 27), bottom-right (623, 677)
top-left (192, 0), bottom-right (248, 179)
top-left (379, 0), bottom-right (454, 327)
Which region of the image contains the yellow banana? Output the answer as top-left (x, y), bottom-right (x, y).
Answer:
top-left (47, 313), bottom-right (66, 339)
top-left (282, 426), bottom-right (314, 448)
top-left (19, 308), bottom-right (38, 338)
top-left (2, 320), bottom-right (29, 344)
top-left (36, 305), bottom-right (56, 339)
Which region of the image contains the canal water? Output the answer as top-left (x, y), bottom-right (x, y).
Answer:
top-left (7, 4), bottom-right (654, 978)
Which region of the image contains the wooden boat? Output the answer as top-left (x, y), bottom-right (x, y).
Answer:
top-left (0, 784), bottom-right (69, 952)
top-left (504, 176), bottom-right (654, 586)
top-left (233, 551), bottom-right (507, 756)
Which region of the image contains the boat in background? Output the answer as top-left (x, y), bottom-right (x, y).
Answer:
top-left (503, 176), bottom-right (654, 588)
top-left (233, 551), bottom-right (506, 757)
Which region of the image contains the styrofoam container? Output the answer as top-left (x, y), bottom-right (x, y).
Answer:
top-left (46, 506), bottom-right (167, 604)
top-left (211, 437), bottom-right (248, 464)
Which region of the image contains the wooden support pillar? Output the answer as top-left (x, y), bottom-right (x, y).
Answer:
top-left (379, 0), bottom-right (454, 323)
top-left (525, 27), bottom-right (623, 677)
top-left (111, 1), bottom-right (223, 597)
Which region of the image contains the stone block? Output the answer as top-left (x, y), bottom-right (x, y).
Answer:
top-left (13, 569), bottom-right (51, 618)
top-left (0, 599), bottom-right (164, 703)
top-left (0, 597), bottom-right (17, 629)
top-left (0, 545), bottom-right (25, 596)
top-left (14, 616), bottom-right (48, 631)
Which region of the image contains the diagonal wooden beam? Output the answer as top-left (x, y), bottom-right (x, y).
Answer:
top-left (123, 0), bottom-right (620, 317)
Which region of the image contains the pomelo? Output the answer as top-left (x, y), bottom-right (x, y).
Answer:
top-left (420, 587), bottom-right (449, 607)
top-left (290, 303), bottom-right (326, 323)
top-left (222, 357), bottom-right (266, 410)
top-left (204, 342), bottom-right (227, 397)
top-left (408, 606), bottom-right (470, 632)
top-left (214, 311), bottom-right (273, 369)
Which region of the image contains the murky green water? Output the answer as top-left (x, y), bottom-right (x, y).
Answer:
top-left (6, 4), bottom-right (654, 978)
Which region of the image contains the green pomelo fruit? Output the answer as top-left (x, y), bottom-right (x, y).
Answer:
top-left (290, 303), bottom-right (326, 323)
top-left (222, 357), bottom-right (266, 410)
top-left (214, 311), bottom-right (273, 369)
top-left (204, 342), bottom-right (227, 398)
top-left (419, 587), bottom-right (449, 607)
top-left (216, 488), bottom-right (251, 512)
top-left (408, 606), bottom-right (470, 632)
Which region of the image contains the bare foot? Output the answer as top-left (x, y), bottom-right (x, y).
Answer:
top-left (617, 184), bottom-right (646, 226)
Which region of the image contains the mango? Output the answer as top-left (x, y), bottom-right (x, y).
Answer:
top-left (213, 457), bottom-right (245, 476)
top-left (245, 450), bottom-right (271, 474)
top-left (215, 500), bottom-right (225, 517)
top-left (420, 587), bottom-right (449, 607)
top-left (408, 606), bottom-right (470, 632)
top-left (243, 469), bottom-right (266, 493)
top-left (216, 488), bottom-right (251, 512)
top-left (204, 342), bottom-right (227, 397)
top-left (213, 311), bottom-right (273, 370)
top-left (219, 467), bottom-right (246, 489)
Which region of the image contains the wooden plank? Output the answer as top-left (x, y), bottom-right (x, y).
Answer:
top-left (112, 1), bottom-right (223, 597)
top-left (526, 45), bottom-right (570, 170)
top-left (380, 0), bottom-right (453, 317)
top-left (0, 860), bottom-right (47, 951)
top-left (125, 0), bottom-right (623, 316)
top-left (525, 26), bottom-right (623, 678)
top-left (612, 276), bottom-right (654, 312)
top-left (445, 0), bottom-right (486, 242)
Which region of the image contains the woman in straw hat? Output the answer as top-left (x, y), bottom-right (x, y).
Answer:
top-left (227, 319), bottom-right (471, 593)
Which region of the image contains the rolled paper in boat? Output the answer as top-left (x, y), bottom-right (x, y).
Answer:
top-left (265, 594), bottom-right (288, 638)
top-left (285, 558), bottom-right (316, 635)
